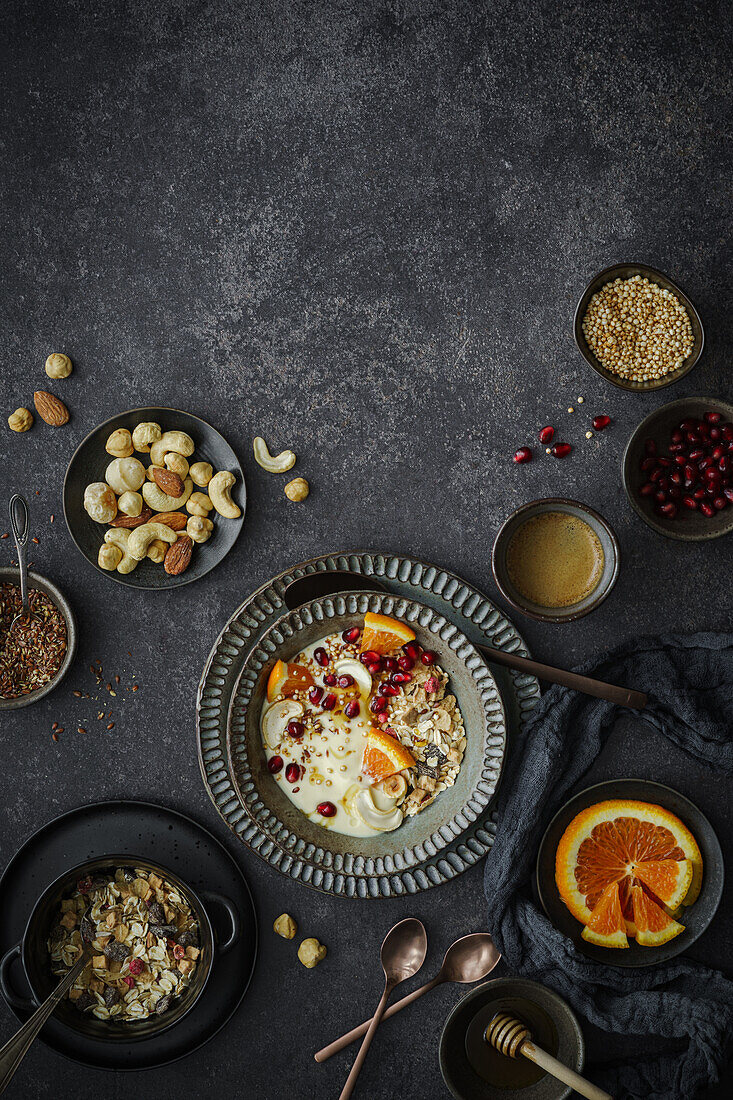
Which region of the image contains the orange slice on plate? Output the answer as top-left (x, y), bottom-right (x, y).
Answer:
top-left (360, 612), bottom-right (416, 655)
top-left (581, 881), bottom-right (628, 949)
top-left (362, 727), bottom-right (416, 782)
top-left (266, 660), bottom-right (315, 702)
top-left (631, 884), bottom-right (685, 946)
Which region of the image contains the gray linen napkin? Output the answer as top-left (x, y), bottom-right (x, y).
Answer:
top-left (483, 632), bottom-right (733, 1100)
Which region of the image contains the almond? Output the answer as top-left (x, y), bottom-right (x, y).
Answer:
top-left (108, 505), bottom-right (153, 529)
top-left (152, 467), bottom-right (184, 498)
top-left (164, 535), bottom-right (193, 575)
top-left (33, 391), bottom-right (69, 426)
top-left (154, 511), bottom-right (187, 531)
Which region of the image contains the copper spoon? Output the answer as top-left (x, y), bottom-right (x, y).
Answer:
top-left (486, 1013), bottom-right (612, 1100)
top-left (282, 571), bottom-right (647, 709)
top-left (316, 932), bottom-right (500, 1062)
top-left (339, 918), bottom-right (427, 1100)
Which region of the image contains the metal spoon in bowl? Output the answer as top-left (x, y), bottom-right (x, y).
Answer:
top-left (315, 932), bottom-right (500, 1062)
top-left (7, 495), bottom-right (41, 635)
top-left (339, 918), bottom-right (427, 1100)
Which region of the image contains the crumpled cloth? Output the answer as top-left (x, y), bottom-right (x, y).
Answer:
top-left (484, 632), bottom-right (733, 1100)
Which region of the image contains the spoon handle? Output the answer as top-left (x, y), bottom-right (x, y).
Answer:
top-left (339, 981), bottom-right (392, 1100)
top-left (8, 495), bottom-right (30, 614)
top-left (0, 954), bottom-right (88, 1096)
top-left (315, 975), bottom-right (441, 1062)
top-left (478, 645), bottom-right (647, 710)
top-left (520, 1039), bottom-right (613, 1100)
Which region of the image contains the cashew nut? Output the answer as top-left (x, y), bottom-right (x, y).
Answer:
top-left (127, 522), bottom-right (178, 561)
top-left (84, 482), bottom-right (117, 524)
top-left (186, 492), bottom-right (213, 517)
top-left (105, 428), bottom-right (134, 458)
top-left (187, 515), bottom-right (214, 543)
top-left (189, 461), bottom-right (213, 487)
top-left (103, 528), bottom-right (138, 573)
top-left (150, 430), bottom-right (195, 465)
top-left (208, 471), bottom-right (241, 519)
top-left (253, 436), bottom-right (296, 473)
top-left (132, 421), bottom-right (161, 453)
top-left (105, 457), bottom-right (146, 494)
top-left (146, 537), bottom-right (169, 563)
top-left (164, 452), bottom-right (189, 478)
top-left (117, 491), bottom-right (143, 517)
top-left (142, 477), bottom-right (193, 513)
top-left (98, 543), bottom-right (123, 571)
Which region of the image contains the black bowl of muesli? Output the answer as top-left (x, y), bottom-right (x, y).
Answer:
top-left (0, 856), bottom-right (240, 1042)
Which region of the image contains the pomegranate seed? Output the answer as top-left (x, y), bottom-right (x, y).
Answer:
top-left (337, 674), bottom-right (354, 688)
top-left (705, 410), bottom-right (722, 423)
top-left (723, 425), bottom-right (733, 440)
top-left (378, 683), bottom-right (399, 696)
top-left (685, 431), bottom-right (701, 445)
top-left (313, 647), bottom-right (329, 667)
top-left (705, 469), bottom-right (722, 485)
top-left (640, 456), bottom-right (658, 470)
top-left (361, 650), bottom-right (381, 666)
top-left (654, 490), bottom-right (667, 504)
top-left (77, 877), bottom-right (93, 894)
top-left (688, 449), bottom-right (704, 462)
top-left (698, 456), bottom-right (713, 470)
top-left (317, 801), bottom-right (336, 817)
top-left (375, 712), bottom-right (389, 725)
top-left (640, 482), bottom-right (656, 497)
top-left (669, 486), bottom-right (681, 501)
top-left (513, 446), bottom-right (532, 464)
top-left (287, 720), bottom-right (305, 739)
top-left (650, 467), bottom-right (665, 482)
top-left (592, 414), bottom-right (611, 431)
top-left (539, 426), bottom-right (554, 444)
top-left (713, 496), bottom-right (728, 510)
top-left (366, 662), bottom-right (382, 676)
top-left (669, 471), bottom-right (682, 485)
top-left (644, 438), bottom-right (657, 455)
top-left (344, 700), bottom-right (360, 719)
top-left (659, 502), bottom-right (678, 519)
top-left (709, 426), bottom-right (721, 441)
top-left (551, 442), bottom-right (572, 458)
top-left (308, 686), bottom-right (324, 704)
top-left (285, 763), bottom-right (301, 783)
top-left (657, 457), bottom-right (672, 468)
top-left (323, 672), bottom-right (337, 685)
top-left (668, 443), bottom-right (685, 454)
top-left (370, 696), bottom-right (388, 714)
top-left (684, 465), bottom-right (697, 483)
top-left (682, 496), bottom-right (698, 510)
top-left (693, 487), bottom-right (707, 500)
top-left (342, 627), bottom-right (360, 643)
top-left (700, 502), bottom-right (715, 518)
top-left (322, 693), bottom-right (337, 710)
top-left (658, 477), bottom-right (670, 491)
top-left (391, 671), bottom-right (412, 684)
top-left (670, 429), bottom-right (683, 444)
top-left (403, 641), bottom-right (421, 660)
top-left (712, 445), bottom-right (726, 461)
top-left (674, 454), bottom-right (688, 466)
top-left (724, 488), bottom-right (733, 504)
top-left (679, 418), bottom-right (697, 431)
top-left (421, 650), bottom-right (437, 665)
top-left (398, 654), bottom-right (414, 671)
top-left (268, 755), bottom-right (284, 773)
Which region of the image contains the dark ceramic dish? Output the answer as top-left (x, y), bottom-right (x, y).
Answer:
top-left (491, 499), bottom-right (619, 623)
top-left (0, 854), bottom-right (240, 1042)
top-left (63, 407), bottom-right (245, 589)
top-left (0, 566), bottom-right (77, 710)
top-left (622, 396), bottom-right (733, 541)
top-left (226, 591), bottom-right (506, 893)
top-left (574, 263), bottom-right (704, 392)
top-left (536, 779), bottom-right (724, 968)
top-left (440, 977), bottom-right (585, 1100)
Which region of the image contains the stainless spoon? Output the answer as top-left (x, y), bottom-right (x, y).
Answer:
top-left (0, 952), bottom-right (90, 1096)
top-left (315, 931), bottom-right (500, 1062)
top-left (7, 495), bottom-right (41, 634)
top-left (283, 571), bottom-right (647, 709)
top-left (339, 918), bottom-right (427, 1100)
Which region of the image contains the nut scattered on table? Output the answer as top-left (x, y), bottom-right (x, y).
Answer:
top-left (253, 436), bottom-right (296, 473)
top-left (34, 390), bottom-right (69, 426)
top-left (105, 428), bottom-right (134, 458)
top-left (44, 352), bottom-right (73, 379)
top-left (273, 913), bottom-right (297, 940)
top-left (8, 407), bottom-right (33, 432)
top-left (297, 937), bottom-right (327, 969)
top-left (284, 477), bottom-right (309, 502)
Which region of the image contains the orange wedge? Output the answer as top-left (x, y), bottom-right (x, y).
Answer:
top-left (631, 884), bottom-right (685, 946)
top-left (581, 881), bottom-right (629, 949)
top-left (362, 727), bottom-right (415, 782)
top-left (266, 659), bottom-right (315, 702)
top-left (360, 612), bottom-right (416, 655)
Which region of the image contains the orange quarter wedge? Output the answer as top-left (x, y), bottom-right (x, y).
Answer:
top-left (360, 612), bottom-right (416, 655)
top-left (362, 727), bottom-right (415, 782)
top-left (266, 660), bottom-right (315, 702)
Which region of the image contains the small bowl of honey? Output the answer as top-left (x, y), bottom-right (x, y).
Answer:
top-left (492, 499), bottom-right (620, 623)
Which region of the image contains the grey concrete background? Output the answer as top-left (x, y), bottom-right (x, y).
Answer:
top-left (1, 0), bottom-right (731, 1096)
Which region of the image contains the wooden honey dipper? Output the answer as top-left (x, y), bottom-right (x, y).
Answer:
top-left (485, 1013), bottom-right (613, 1100)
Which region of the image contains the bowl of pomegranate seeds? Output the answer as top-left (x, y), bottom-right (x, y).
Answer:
top-left (623, 397), bottom-right (733, 540)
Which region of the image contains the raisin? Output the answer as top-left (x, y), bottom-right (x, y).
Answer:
top-left (122, 867), bottom-right (137, 882)
top-left (75, 991), bottom-right (96, 1012)
top-left (176, 929), bottom-right (199, 948)
top-left (103, 986), bottom-right (120, 1008)
top-left (49, 924), bottom-right (65, 943)
top-left (155, 994), bottom-right (172, 1014)
top-left (103, 941), bottom-right (130, 962)
top-left (149, 923), bottom-right (177, 939)
top-left (80, 912), bottom-right (96, 944)
top-left (147, 902), bottom-right (165, 924)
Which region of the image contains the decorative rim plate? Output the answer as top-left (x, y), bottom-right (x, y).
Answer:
top-left (227, 592), bottom-right (506, 877)
top-left (196, 551), bottom-right (541, 897)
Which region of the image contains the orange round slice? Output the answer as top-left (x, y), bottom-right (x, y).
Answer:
top-left (631, 883), bottom-right (685, 946)
top-left (581, 881), bottom-right (629, 949)
top-left (555, 799), bottom-right (702, 926)
top-left (362, 727), bottom-right (416, 782)
top-left (266, 659), bottom-right (315, 702)
top-left (360, 612), bottom-right (416, 655)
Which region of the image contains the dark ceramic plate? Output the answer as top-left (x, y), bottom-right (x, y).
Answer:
top-left (574, 263), bottom-right (704, 392)
top-left (622, 396), bottom-right (733, 541)
top-left (63, 407), bottom-right (245, 588)
top-left (536, 779), bottom-right (724, 967)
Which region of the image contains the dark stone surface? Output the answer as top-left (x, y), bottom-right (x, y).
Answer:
top-left (1, 1), bottom-right (730, 1097)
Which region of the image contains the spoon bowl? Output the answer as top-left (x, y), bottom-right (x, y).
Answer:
top-left (380, 917), bottom-right (428, 984)
top-left (440, 933), bottom-right (501, 984)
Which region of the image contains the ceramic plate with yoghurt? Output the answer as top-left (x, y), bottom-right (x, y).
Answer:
top-left (260, 613), bottom-right (467, 837)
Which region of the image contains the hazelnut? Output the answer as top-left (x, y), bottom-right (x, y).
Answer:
top-left (45, 352), bottom-right (72, 379)
top-left (186, 492), bottom-right (213, 517)
top-left (186, 515), bottom-right (214, 543)
top-left (8, 407), bottom-right (33, 433)
top-left (165, 452), bottom-right (189, 478)
top-left (284, 477), bottom-right (310, 502)
top-left (131, 421), bottom-right (161, 453)
top-left (189, 461), bottom-right (213, 487)
top-left (105, 428), bottom-right (134, 458)
top-left (273, 913), bottom-right (297, 940)
top-left (297, 937), bottom-right (326, 969)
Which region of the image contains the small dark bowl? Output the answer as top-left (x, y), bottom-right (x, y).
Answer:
top-left (0, 855), bottom-right (240, 1042)
top-left (440, 977), bottom-right (585, 1100)
top-left (574, 263), bottom-right (704, 392)
top-left (0, 567), bottom-right (77, 710)
top-left (63, 407), bottom-right (246, 589)
top-left (491, 499), bottom-right (619, 623)
top-left (536, 779), bottom-right (724, 968)
top-left (623, 396), bottom-right (733, 541)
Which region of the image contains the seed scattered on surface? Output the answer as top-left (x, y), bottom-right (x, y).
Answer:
top-left (577, 396), bottom-right (584, 403)
top-left (77, 727), bottom-right (86, 734)
top-left (545, 447), bottom-right (552, 454)
top-left (568, 407), bottom-right (574, 413)
top-left (52, 722), bottom-right (59, 730)
top-left (114, 675), bottom-right (120, 684)
top-left (73, 690), bottom-right (82, 697)
top-left (52, 732), bottom-right (59, 742)
top-left (132, 684), bottom-right (139, 692)
top-left (50, 514), bottom-right (55, 522)
top-left (31, 537), bottom-right (39, 544)
top-left (107, 722), bottom-right (115, 730)
top-left (586, 431), bottom-right (593, 438)
top-left (0, 534), bottom-right (8, 540)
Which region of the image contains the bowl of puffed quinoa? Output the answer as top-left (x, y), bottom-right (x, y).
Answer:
top-left (574, 263), bottom-right (704, 392)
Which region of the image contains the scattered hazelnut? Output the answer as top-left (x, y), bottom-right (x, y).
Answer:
top-left (297, 937), bottom-right (327, 968)
top-left (273, 913), bottom-right (297, 940)
top-left (284, 477), bottom-right (310, 502)
top-left (45, 352), bottom-right (72, 379)
top-left (8, 407), bottom-right (33, 433)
